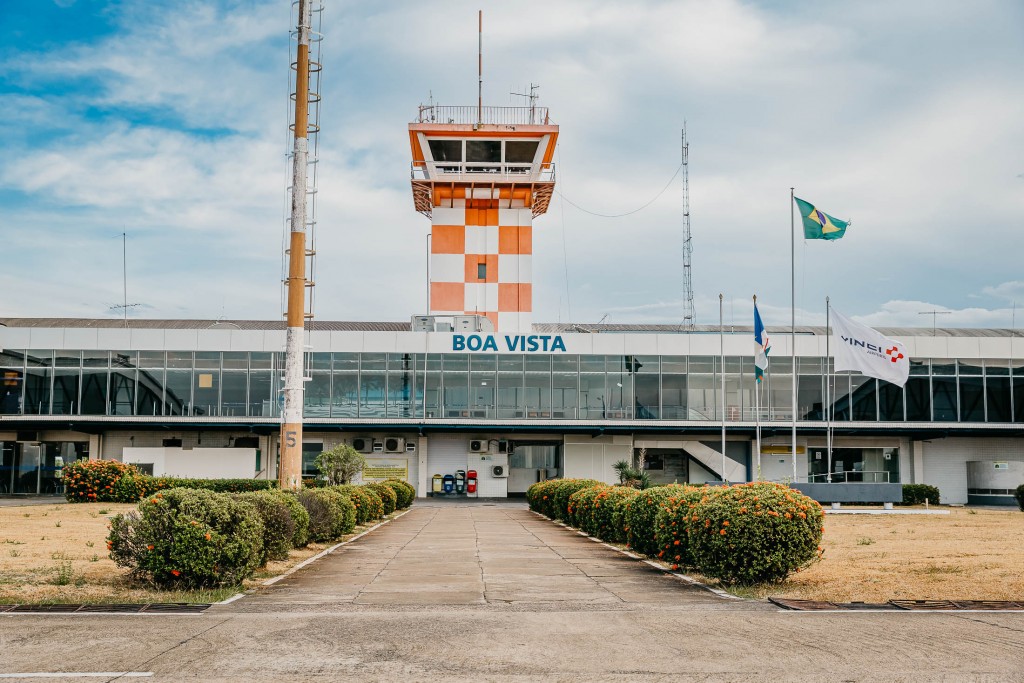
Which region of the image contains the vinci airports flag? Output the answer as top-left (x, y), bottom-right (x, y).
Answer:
top-left (753, 303), bottom-right (770, 382)
top-left (794, 197), bottom-right (849, 240)
top-left (831, 310), bottom-right (909, 387)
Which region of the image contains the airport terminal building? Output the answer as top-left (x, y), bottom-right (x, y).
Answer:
top-left (1, 318), bottom-right (1022, 504)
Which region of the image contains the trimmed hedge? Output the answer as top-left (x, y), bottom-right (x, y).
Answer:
top-left (902, 483), bottom-right (941, 506)
top-left (235, 490), bottom-right (296, 564)
top-left (624, 484), bottom-right (692, 556)
top-left (63, 460), bottom-right (278, 503)
top-left (552, 479), bottom-right (604, 522)
top-left (526, 479), bottom-right (561, 518)
top-left (297, 488), bottom-right (357, 542)
top-left (366, 482), bottom-right (398, 515)
top-left (653, 487), bottom-right (719, 569)
top-left (107, 487), bottom-right (264, 587)
top-left (1015, 484), bottom-right (1024, 511)
top-left (383, 479), bottom-right (416, 509)
top-left (686, 482), bottom-right (824, 585)
top-left (568, 484), bottom-right (609, 533)
top-left (275, 491), bottom-right (310, 548)
top-left (590, 486), bottom-right (641, 543)
top-left (335, 485), bottom-right (383, 525)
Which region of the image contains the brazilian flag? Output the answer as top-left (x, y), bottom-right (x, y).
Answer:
top-left (794, 197), bottom-right (849, 240)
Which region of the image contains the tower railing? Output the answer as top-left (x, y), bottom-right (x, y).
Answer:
top-left (415, 105), bottom-right (551, 126)
top-left (411, 161), bottom-right (555, 182)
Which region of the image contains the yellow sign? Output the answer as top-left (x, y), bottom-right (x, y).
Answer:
top-left (761, 445), bottom-right (806, 455)
top-left (364, 459), bottom-right (408, 481)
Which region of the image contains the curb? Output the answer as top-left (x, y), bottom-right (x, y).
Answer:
top-left (531, 510), bottom-right (744, 601)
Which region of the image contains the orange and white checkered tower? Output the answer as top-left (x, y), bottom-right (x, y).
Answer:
top-left (409, 103), bottom-right (558, 333)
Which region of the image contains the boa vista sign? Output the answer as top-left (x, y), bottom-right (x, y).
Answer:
top-left (452, 334), bottom-right (567, 353)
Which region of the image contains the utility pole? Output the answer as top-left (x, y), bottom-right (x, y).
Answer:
top-left (280, 0), bottom-right (313, 491)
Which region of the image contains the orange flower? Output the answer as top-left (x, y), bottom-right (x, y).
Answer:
top-left (719, 529), bottom-right (726, 535)
top-left (722, 520), bottom-right (730, 526)
top-left (670, 564), bottom-right (679, 571)
top-left (171, 569), bottom-right (181, 577)
top-left (204, 533), bottom-right (212, 541)
top-left (673, 540), bottom-right (680, 546)
top-left (146, 544), bottom-right (154, 550)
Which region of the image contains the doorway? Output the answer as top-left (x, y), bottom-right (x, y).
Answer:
top-left (508, 442), bottom-right (562, 494)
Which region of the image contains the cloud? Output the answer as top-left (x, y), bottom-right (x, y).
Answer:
top-left (982, 281), bottom-right (1024, 303)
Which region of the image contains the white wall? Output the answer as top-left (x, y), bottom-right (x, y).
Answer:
top-left (922, 437), bottom-right (1024, 505)
top-left (123, 447), bottom-right (256, 479)
top-left (563, 435), bottom-right (632, 483)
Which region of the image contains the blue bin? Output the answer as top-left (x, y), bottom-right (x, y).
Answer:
top-left (442, 474), bottom-right (455, 494)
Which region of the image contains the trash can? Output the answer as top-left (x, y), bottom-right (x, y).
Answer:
top-left (442, 474), bottom-right (455, 494)
top-left (431, 474), bottom-right (443, 495)
top-left (455, 470), bottom-right (466, 494)
top-left (466, 470), bottom-right (477, 497)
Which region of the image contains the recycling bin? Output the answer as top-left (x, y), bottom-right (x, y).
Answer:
top-left (431, 474), bottom-right (443, 495)
top-left (466, 469), bottom-right (478, 497)
top-left (442, 473), bottom-right (455, 494)
top-left (455, 470), bottom-right (466, 494)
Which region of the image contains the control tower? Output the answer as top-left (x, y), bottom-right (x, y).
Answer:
top-left (409, 105), bottom-right (558, 332)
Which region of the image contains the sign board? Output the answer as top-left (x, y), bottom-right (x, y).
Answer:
top-left (364, 459), bottom-right (409, 481)
top-left (761, 445), bottom-right (807, 455)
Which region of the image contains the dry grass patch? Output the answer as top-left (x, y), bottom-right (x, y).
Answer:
top-left (765, 508), bottom-right (1024, 602)
top-left (0, 501), bottom-right (400, 604)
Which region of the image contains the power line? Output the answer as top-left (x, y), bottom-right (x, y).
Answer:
top-left (556, 161), bottom-right (683, 218)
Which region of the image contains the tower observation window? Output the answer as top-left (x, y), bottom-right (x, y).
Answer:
top-left (466, 140), bottom-right (501, 163)
top-left (428, 139), bottom-right (462, 162)
top-left (505, 140), bottom-right (540, 164)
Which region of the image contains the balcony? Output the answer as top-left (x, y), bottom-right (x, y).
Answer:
top-left (414, 105), bottom-right (551, 126)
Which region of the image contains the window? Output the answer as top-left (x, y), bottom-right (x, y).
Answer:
top-left (477, 262), bottom-right (487, 280)
top-left (427, 139), bottom-right (462, 162)
top-left (466, 140), bottom-right (501, 163)
top-left (505, 140), bottom-right (540, 164)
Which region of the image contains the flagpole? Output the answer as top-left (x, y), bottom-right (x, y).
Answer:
top-left (720, 293), bottom-right (727, 482)
top-left (826, 296), bottom-right (832, 483)
top-left (754, 294), bottom-right (761, 480)
top-left (790, 187), bottom-right (798, 482)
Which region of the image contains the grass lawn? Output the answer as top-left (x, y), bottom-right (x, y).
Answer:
top-left (0, 501), bottom-right (392, 605)
top-left (758, 507), bottom-right (1024, 602)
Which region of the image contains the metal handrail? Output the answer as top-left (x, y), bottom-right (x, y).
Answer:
top-left (807, 471), bottom-right (892, 483)
top-left (410, 161), bottom-right (555, 182)
top-left (415, 105), bottom-right (551, 126)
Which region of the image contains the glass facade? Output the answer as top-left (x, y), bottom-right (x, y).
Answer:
top-left (0, 349), bottom-right (1021, 423)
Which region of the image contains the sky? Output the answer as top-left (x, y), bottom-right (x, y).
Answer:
top-left (1, 0), bottom-right (1022, 329)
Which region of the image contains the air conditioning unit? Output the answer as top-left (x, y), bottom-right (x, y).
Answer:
top-left (405, 441), bottom-right (417, 453)
top-left (352, 437), bottom-right (375, 454)
top-left (491, 464), bottom-right (507, 478)
top-left (470, 439), bottom-right (488, 453)
top-left (384, 437), bottom-right (405, 453)
top-left (411, 315), bottom-right (436, 332)
top-left (372, 440), bottom-right (384, 452)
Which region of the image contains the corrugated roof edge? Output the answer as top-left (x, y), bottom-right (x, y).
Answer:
top-left (0, 318), bottom-right (1019, 338)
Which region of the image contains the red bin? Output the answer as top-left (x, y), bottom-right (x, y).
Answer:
top-left (466, 469), bottom-right (478, 494)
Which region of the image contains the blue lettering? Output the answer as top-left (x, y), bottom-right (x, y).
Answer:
top-left (505, 335), bottom-right (520, 351)
top-left (551, 336), bottom-right (566, 352)
top-left (482, 336), bottom-right (498, 351)
top-left (867, 343), bottom-right (879, 352)
top-left (527, 335), bottom-right (539, 352)
top-left (854, 340), bottom-right (866, 348)
top-left (539, 335), bottom-right (552, 351)
top-left (467, 335), bottom-right (482, 351)
top-left (453, 335), bottom-right (466, 351)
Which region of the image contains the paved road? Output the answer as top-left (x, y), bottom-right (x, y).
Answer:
top-left (2, 501), bottom-right (1024, 682)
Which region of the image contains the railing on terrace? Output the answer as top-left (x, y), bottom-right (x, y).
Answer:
top-left (415, 105), bottom-right (551, 126)
top-left (807, 471), bottom-right (893, 484)
top-left (411, 161), bottom-right (555, 182)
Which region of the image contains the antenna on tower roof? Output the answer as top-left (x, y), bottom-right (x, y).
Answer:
top-left (477, 10), bottom-right (483, 126)
top-left (511, 83), bottom-right (540, 124)
top-left (680, 123), bottom-right (696, 330)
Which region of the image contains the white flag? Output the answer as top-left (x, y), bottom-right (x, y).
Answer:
top-left (831, 310), bottom-right (910, 387)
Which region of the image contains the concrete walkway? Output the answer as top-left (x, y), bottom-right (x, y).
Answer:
top-left (230, 500), bottom-right (741, 612)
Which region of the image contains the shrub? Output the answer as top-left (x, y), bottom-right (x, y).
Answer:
top-left (902, 483), bottom-right (941, 506)
top-left (567, 484), bottom-right (609, 533)
top-left (365, 482), bottom-right (398, 515)
top-left (107, 487), bottom-right (264, 587)
top-left (297, 489), bottom-right (356, 542)
top-left (63, 460), bottom-right (141, 503)
top-left (653, 487), bottom-right (715, 568)
top-left (334, 485), bottom-right (383, 525)
top-left (551, 479), bottom-right (603, 522)
top-left (137, 477), bottom-right (276, 496)
top-left (383, 479), bottom-right (416, 508)
top-left (235, 491), bottom-right (296, 564)
top-left (686, 482), bottom-right (824, 585)
top-left (590, 486), bottom-right (641, 543)
top-left (273, 491), bottom-right (310, 547)
top-left (1015, 484), bottom-right (1024, 512)
top-left (526, 479), bottom-right (561, 517)
top-left (624, 484), bottom-right (692, 556)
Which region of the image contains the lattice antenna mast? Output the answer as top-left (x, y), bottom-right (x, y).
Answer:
top-left (681, 123), bottom-right (695, 329)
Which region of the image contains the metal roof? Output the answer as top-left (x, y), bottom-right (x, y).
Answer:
top-left (0, 317), bottom-right (1018, 338)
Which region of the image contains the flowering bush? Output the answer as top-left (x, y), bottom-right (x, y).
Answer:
top-left (686, 482), bottom-right (824, 585)
top-left (526, 479), bottom-right (561, 517)
top-left (624, 484), bottom-right (692, 556)
top-left (383, 479), bottom-right (416, 509)
top-left (274, 491), bottom-right (310, 547)
top-left (63, 459), bottom-right (141, 503)
top-left (365, 482), bottom-right (398, 515)
top-left (588, 486), bottom-right (641, 543)
top-left (107, 487), bottom-right (264, 588)
top-left (653, 487), bottom-right (714, 569)
top-left (567, 484), bottom-right (609, 534)
top-left (551, 479), bottom-right (604, 522)
top-left (297, 488), bottom-right (356, 542)
top-left (334, 485), bottom-right (383, 525)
